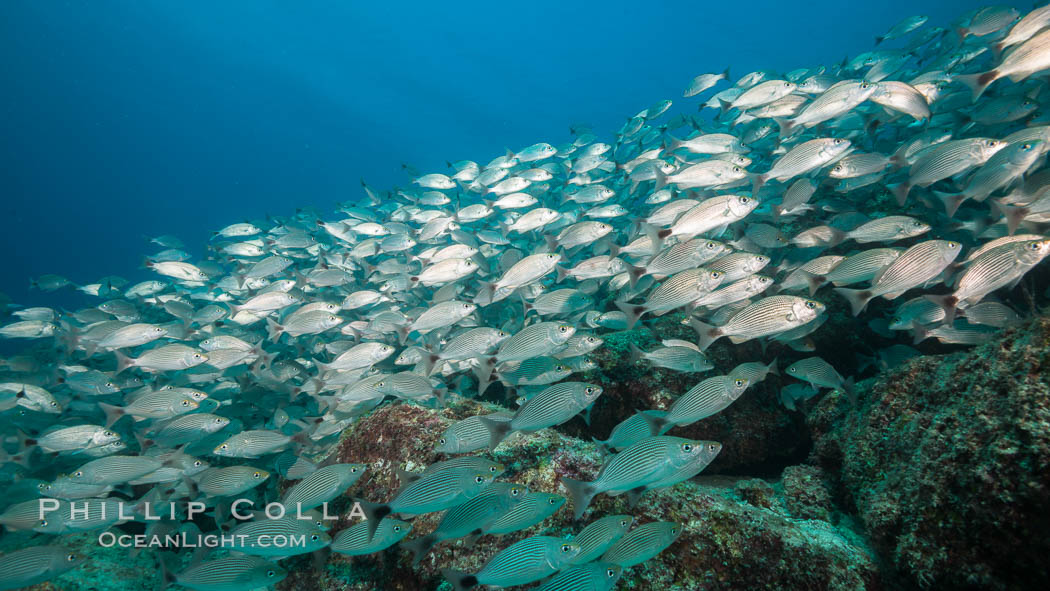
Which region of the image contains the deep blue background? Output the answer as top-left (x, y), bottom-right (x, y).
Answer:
top-left (1, 0), bottom-right (993, 311)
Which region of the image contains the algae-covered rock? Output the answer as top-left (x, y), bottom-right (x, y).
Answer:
top-left (808, 316), bottom-right (1050, 590)
top-left (286, 399), bottom-right (881, 590)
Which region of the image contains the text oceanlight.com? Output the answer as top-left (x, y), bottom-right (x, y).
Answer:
top-left (98, 532), bottom-right (312, 548)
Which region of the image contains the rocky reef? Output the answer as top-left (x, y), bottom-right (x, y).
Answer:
top-left (284, 401), bottom-right (881, 591)
top-left (808, 315), bottom-right (1050, 590)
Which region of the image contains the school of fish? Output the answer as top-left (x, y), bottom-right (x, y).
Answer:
top-left (3, 4), bottom-right (1050, 590)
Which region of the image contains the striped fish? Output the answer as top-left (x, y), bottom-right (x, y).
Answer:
top-left (641, 375), bottom-right (750, 435)
top-left (822, 248), bottom-right (903, 287)
top-left (194, 465), bottom-right (270, 497)
top-left (478, 492), bottom-right (565, 537)
top-left (331, 518), bottom-right (411, 556)
top-left (281, 463), bottom-right (366, 511)
top-left (175, 554), bottom-right (286, 591)
top-left (835, 240), bottom-right (962, 315)
top-left (593, 412), bottom-right (663, 456)
top-left (435, 412), bottom-right (512, 453)
top-left (569, 515), bottom-right (634, 564)
top-left (149, 413), bottom-right (230, 447)
top-left (493, 322), bottom-right (576, 364)
top-left (561, 436), bottom-right (708, 518)
top-left (401, 483), bottom-right (527, 565)
top-left (640, 239), bottom-right (728, 279)
top-left (927, 239), bottom-right (1050, 321)
top-left (752, 137), bottom-right (852, 194)
top-left (358, 467), bottom-right (495, 540)
top-left (892, 138), bottom-right (1006, 204)
top-left (213, 429), bottom-right (292, 458)
top-left (691, 295), bottom-right (826, 351)
top-left (845, 216), bottom-right (929, 244)
top-left (480, 382), bottom-right (603, 450)
top-left (227, 517), bottom-right (330, 556)
top-left (70, 455), bottom-right (162, 485)
top-left (616, 268), bottom-right (724, 328)
top-left (600, 521), bottom-right (682, 567)
top-left (442, 536), bottom-right (581, 591)
top-left (0, 545), bottom-right (83, 590)
top-left (786, 357), bottom-right (855, 403)
top-left (534, 563), bottom-right (623, 591)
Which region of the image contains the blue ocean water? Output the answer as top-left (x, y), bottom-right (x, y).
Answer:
top-left (1, 0), bottom-right (987, 308)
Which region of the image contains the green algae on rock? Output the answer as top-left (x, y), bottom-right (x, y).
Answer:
top-left (808, 315), bottom-right (1050, 590)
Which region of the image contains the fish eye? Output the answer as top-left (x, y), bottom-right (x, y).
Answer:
top-left (351, 467), bottom-right (359, 472)
top-left (682, 443), bottom-right (693, 452)
top-left (739, 196), bottom-right (750, 203)
top-left (66, 553), bottom-right (76, 561)
top-left (376, 381), bottom-right (385, 388)
top-left (559, 326), bottom-right (568, 333)
top-left (181, 400), bottom-right (190, 406)
top-left (608, 568), bottom-right (617, 577)
top-left (51, 401), bottom-right (58, 407)
top-left (547, 254), bottom-right (556, 259)
top-left (708, 444), bottom-right (718, 452)
top-left (948, 242), bottom-right (958, 248)
top-left (585, 387), bottom-right (594, 394)
top-left (105, 382), bottom-right (114, 388)
top-left (438, 438), bottom-right (446, 445)
top-left (834, 139), bottom-right (843, 144)
top-left (474, 476), bottom-right (485, 483)
top-left (220, 444), bottom-right (229, 450)
top-left (511, 487), bottom-right (521, 496)
top-left (1023, 143), bottom-right (1033, 150)
top-left (706, 242), bottom-right (716, 249)
top-left (671, 527), bottom-right (679, 534)
top-left (253, 471), bottom-right (261, 478)
top-left (74, 470), bottom-right (83, 477)
top-left (310, 534), bottom-right (319, 541)
top-left (710, 271), bottom-right (721, 278)
top-left (548, 497), bottom-right (557, 504)
top-left (735, 379), bottom-right (745, 387)
top-left (561, 544), bottom-right (572, 553)
top-left (1029, 242), bottom-right (1040, 250)
top-left (733, 167), bottom-right (741, 173)
top-left (489, 466), bottom-right (498, 473)
top-left (266, 570), bottom-right (276, 577)
top-left (194, 460), bottom-right (202, 467)
top-left (40, 519), bottom-right (48, 526)
top-left (193, 354), bottom-right (202, 359)
top-left (393, 525), bottom-right (401, 532)
top-left (620, 519), bottom-right (629, 526)
top-left (805, 301), bottom-right (816, 309)
top-left (789, 367), bottom-right (797, 373)
top-left (215, 418), bottom-right (225, 423)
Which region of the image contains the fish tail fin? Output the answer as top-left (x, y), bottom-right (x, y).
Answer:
top-left (560, 476), bottom-right (597, 520)
top-left (924, 294), bottom-right (959, 325)
top-left (911, 320), bottom-right (931, 345)
top-left (933, 190), bottom-right (967, 218)
top-left (955, 71), bottom-right (997, 102)
top-left (265, 317), bottom-right (284, 343)
top-left (592, 438), bottom-right (613, 462)
top-left (625, 262), bottom-right (645, 289)
top-left (98, 401), bottom-right (125, 428)
top-left (798, 270), bottom-right (827, 297)
top-left (402, 533), bottom-right (438, 567)
top-left (767, 357), bottom-right (780, 376)
top-left (475, 281), bottom-right (496, 307)
top-left (639, 222), bottom-right (665, 255)
top-left (639, 409), bottom-right (669, 436)
top-left (613, 300), bottom-right (646, 329)
top-left (441, 569), bottom-right (479, 591)
top-left (554, 265), bottom-right (569, 283)
top-left (472, 356), bottom-right (496, 387)
top-left (874, 34), bottom-right (884, 45)
top-left (834, 288), bottom-right (873, 316)
top-left (114, 350), bottom-right (135, 375)
top-left (653, 168), bottom-right (669, 191)
top-left (889, 182), bottom-right (910, 206)
top-left (627, 343), bottom-right (645, 365)
top-left (478, 416), bottom-right (513, 452)
top-left (991, 200), bottom-right (1029, 235)
top-left (356, 500), bottom-right (392, 541)
top-left (775, 117), bottom-right (795, 138)
top-left (688, 318), bottom-right (722, 351)
top-left (750, 173), bottom-right (767, 198)
top-left (842, 376), bottom-right (857, 406)
top-left (422, 354), bottom-right (440, 377)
